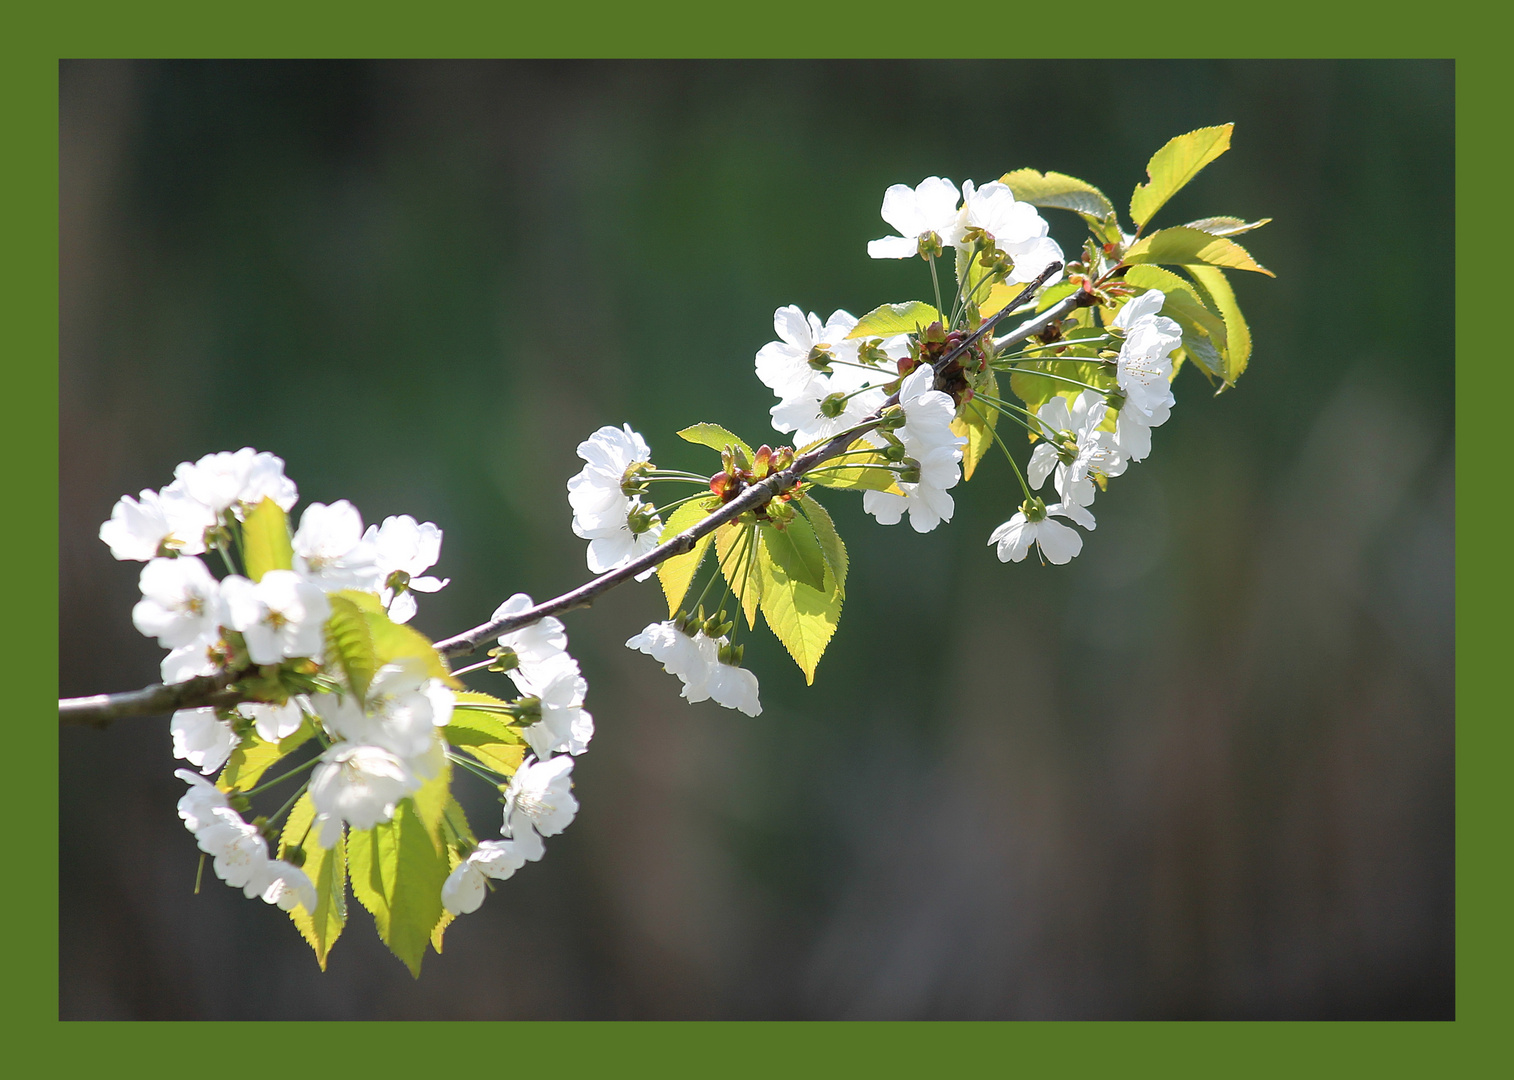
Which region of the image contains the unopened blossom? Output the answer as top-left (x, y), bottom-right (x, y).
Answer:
top-left (958, 180), bottom-right (1065, 285)
top-left (173, 448), bottom-right (298, 518)
top-left (236, 698), bottom-right (306, 743)
top-left (441, 839), bottom-right (527, 915)
top-left (170, 706), bottom-right (239, 775)
top-left (988, 499), bottom-right (1096, 565)
top-left (219, 570), bottom-right (330, 665)
top-left (363, 515), bottom-right (449, 624)
top-left (706, 658), bottom-right (762, 716)
top-left (195, 806), bottom-right (272, 892)
top-left (501, 755), bottom-right (579, 863)
top-left (132, 556), bottom-right (221, 649)
top-left (258, 860), bottom-right (318, 911)
top-left (867, 177), bottom-right (963, 259)
top-left (293, 500), bottom-right (379, 592)
top-left (175, 769), bottom-right (231, 833)
top-left (1112, 290), bottom-right (1181, 423)
top-left (862, 365), bottom-right (966, 533)
top-left (308, 743), bottom-right (419, 847)
top-left (1028, 391), bottom-right (1125, 507)
top-left (99, 483), bottom-right (214, 560)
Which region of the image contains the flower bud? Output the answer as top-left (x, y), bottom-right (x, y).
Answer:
top-left (882, 442), bottom-right (906, 462)
top-left (806, 343), bottom-right (833, 372)
top-left (488, 645), bottom-right (521, 673)
top-left (283, 845), bottom-right (307, 868)
top-left (718, 642), bottom-right (745, 666)
top-left (819, 392), bottom-right (848, 419)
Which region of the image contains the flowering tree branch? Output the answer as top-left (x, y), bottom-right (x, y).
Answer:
top-left (58, 265), bottom-right (1067, 725)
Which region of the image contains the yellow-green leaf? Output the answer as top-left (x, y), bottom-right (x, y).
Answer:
top-left (364, 609), bottom-right (458, 688)
top-left (804, 438), bottom-right (902, 494)
top-left (1129, 123), bottom-right (1233, 231)
top-left (412, 756), bottom-right (452, 851)
top-left (1184, 264), bottom-right (1252, 384)
top-left (757, 534), bottom-right (842, 686)
top-left (715, 522), bottom-right (762, 630)
top-left (677, 423), bottom-right (752, 460)
top-left (325, 593), bottom-right (379, 698)
top-left (1000, 168), bottom-right (1117, 221)
top-left (1183, 216), bottom-right (1271, 238)
top-left (1121, 265), bottom-right (1228, 345)
top-left (446, 698), bottom-right (528, 779)
top-left (241, 497), bottom-right (293, 582)
top-left (844, 301), bottom-right (941, 339)
top-left (954, 371), bottom-right (1001, 480)
top-left (430, 795), bottom-right (476, 954)
top-left (1125, 227), bottom-right (1273, 277)
top-left (1007, 357), bottom-right (1115, 420)
top-left (797, 494), bottom-right (846, 600)
top-left (347, 799), bottom-right (449, 978)
top-left (657, 496), bottom-right (719, 616)
top-left (760, 517), bottom-right (825, 592)
top-left (217, 718), bottom-right (313, 793)
top-left (282, 793), bottom-right (347, 969)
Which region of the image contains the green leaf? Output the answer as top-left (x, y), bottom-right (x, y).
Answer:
top-left (714, 522), bottom-right (762, 630)
top-left (1124, 226), bottom-right (1273, 277)
top-left (412, 756), bottom-right (452, 852)
top-left (347, 799), bottom-right (449, 979)
top-left (804, 438), bottom-right (902, 494)
top-left (282, 793), bottom-right (347, 970)
top-left (797, 494), bottom-right (847, 600)
top-left (1000, 168), bottom-right (1118, 221)
top-left (1007, 357), bottom-right (1115, 420)
top-left (217, 718), bottom-right (313, 793)
top-left (677, 423), bottom-right (752, 461)
top-left (431, 796), bottom-right (476, 954)
top-left (1129, 124), bottom-right (1234, 231)
top-left (446, 692), bottom-right (528, 778)
top-left (756, 529), bottom-right (842, 686)
top-left (953, 370), bottom-right (1001, 481)
top-left (656, 496), bottom-right (719, 617)
top-left (363, 608), bottom-right (457, 688)
top-left (1183, 216), bottom-right (1271, 238)
top-left (1121, 265), bottom-right (1228, 345)
top-left (1184, 264), bottom-right (1252, 384)
top-left (760, 516), bottom-right (826, 592)
top-left (324, 593), bottom-right (380, 698)
top-left (844, 301), bottom-right (941, 340)
top-left (241, 497), bottom-right (293, 582)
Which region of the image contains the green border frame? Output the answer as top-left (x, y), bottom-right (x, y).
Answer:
top-left (16, 0), bottom-right (1497, 1069)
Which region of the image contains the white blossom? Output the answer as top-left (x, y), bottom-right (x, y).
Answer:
top-left (174, 769), bottom-right (230, 833)
top-left (363, 515), bottom-right (449, 624)
top-left (173, 448), bottom-right (298, 518)
top-left (501, 755), bottom-right (578, 863)
top-left (626, 621), bottom-right (716, 701)
top-left (493, 593), bottom-right (571, 688)
top-left (958, 180), bottom-right (1064, 285)
top-left (195, 806), bottom-right (272, 892)
top-left (312, 662), bottom-right (446, 762)
top-left (219, 570), bottom-right (330, 665)
top-left (1027, 391), bottom-right (1125, 507)
top-left (576, 498), bottom-right (663, 580)
top-left (170, 706), bottom-right (239, 775)
top-left (520, 664), bottom-right (594, 759)
top-left (99, 483), bottom-right (214, 560)
top-left (441, 839), bottom-right (527, 915)
top-left (132, 556), bottom-right (221, 649)
top-left (568, 424), bottom-right (651, 525)
top-left (292, 500), bottom-right (379, 592)
top-left (988, 500), bottom-right (1096, 565)
top-left (1112, 290), bottom-right (1181, 424)
top-left (258, 860), bottom-right (318, 911)
top-left (236, 698), bottom-right (306, 743)
top-left (161, 639), bottom-right (222, 684)
top-left (862, 365), bottom-right (966, 533)
top-left (867, 177), bottom-right (963, 259)
top-left (308, 743), bottom-right (419, 847)
top-left (706, 658), bottom-right (762, 716)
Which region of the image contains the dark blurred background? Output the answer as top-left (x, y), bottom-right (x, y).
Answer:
top-left (59, 60), bottom-right (1453, 1019)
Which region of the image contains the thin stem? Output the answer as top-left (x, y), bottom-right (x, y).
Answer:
top-left (194, 853), bottom-right (206, 895)
top-left (448, 751), bottom-right (507, 788)
top-left (652, 490), bottom-right (715, 517)
top-left (690, 555), bottom-right (726, 617)
top-left (265, 778), bottom-right (311, 830)
top-left (213, 540), bottom-right (238, 578)
top-left (969, 394), bottom-right (1044, 439)
top-left (240, 752), bottom-right (321, 797)
top-left (974, 401), bottom-right (1034, 501)
top-left (451, 657), bottom-right (496, 677)
top-left (805, 462), bottom-right (905, 477)
top-left (926, 252), bottom-right (945, 322)
top-left (989, 364), bottom-right (1108, 394)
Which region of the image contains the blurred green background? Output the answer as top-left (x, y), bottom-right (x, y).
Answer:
top-left (59, 60), bottom-right (1453, 1018)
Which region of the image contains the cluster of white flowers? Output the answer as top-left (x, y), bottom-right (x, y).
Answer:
top-left (989, 290), bottom-right (1182, 564)
top-left (101, 448), bottom-right (456, 913)
top-left (568, 425), bottom-right (663, 580)
top-left (175, 769), bottom-right (317, 912)
top-left (756, 306), bottom-right (905, 452)
top-left (442, 593), bottom-right (588, 915)
top-left (625, 618), bottom-right (761, 716)
top-left (861, 365), bottom-right (967, 533)
top-left (867, 176), bottom-right (1064, 286)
